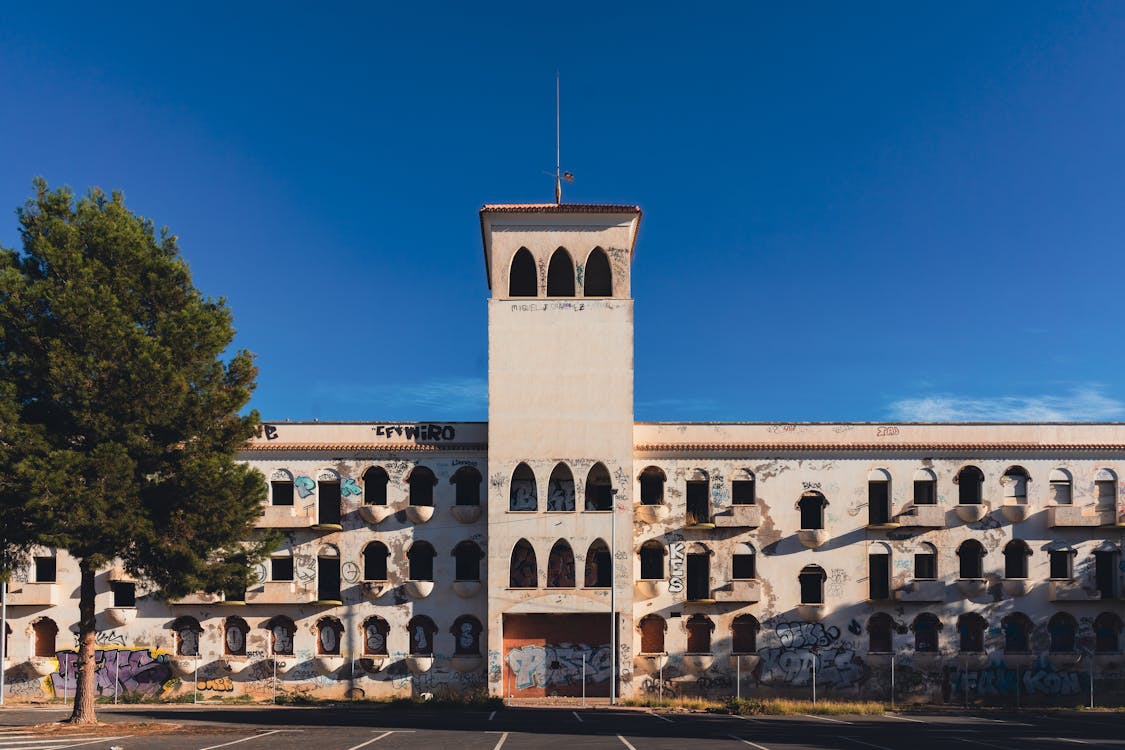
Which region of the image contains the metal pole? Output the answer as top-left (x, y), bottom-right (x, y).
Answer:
top-left (1090, 656), bottom-right (1095, 709)
top-left (610, 488), bottom-right (617, 706)
top-left (582, 652), bottom-right (586, 706)
top-left (811, 651), bottom-right (816, 704)
top-left (63, 654), bottom-right (69, 706)
top-left (890, 653), bottom-right (895, 710)
top-left (737, 655), bottom-right (741, 700)
top-left (963, 656), bottom-right (968, 708)
top-left (272, 656), bottom-right (277, 704)
top-left (1015, 663), bottom-right (1020, 710)
top-left (659, 660), bottom-right (663, 701)
top-left (0, 580), bottom-right (7, 706)
top-left (194, 658), bottom-right (199, 704)
top-left (114, 650), bottom-right (120, 704)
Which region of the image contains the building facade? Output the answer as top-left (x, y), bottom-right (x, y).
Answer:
top-left (2, 203), bottom-right (1124, 705)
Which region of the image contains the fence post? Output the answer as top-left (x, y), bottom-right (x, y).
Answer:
top-left (194, 658), bottom-right (199, 704)
top-left (890, 652), bottom-right (895, 710)
top-left (114, 650), bottom-right (120, 705)
top-left (811, 651), bottom-right (817, 705)
top-left (737, 655), bottom-right (741, 701)
top-left (963, 655), bottom-right (968, 708)
top-left (582, 652), bottom-right (586, 707)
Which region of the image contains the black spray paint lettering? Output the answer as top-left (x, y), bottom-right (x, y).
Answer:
top-left (668, 541), bottom-right (685, 594)
top-left (263, 424), bottom-right (279, 440)
top-left (373, 424), bottom-right (456, 441)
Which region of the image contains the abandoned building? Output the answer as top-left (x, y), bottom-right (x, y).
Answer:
top-left (3, 202), bottom-right (1124, 706)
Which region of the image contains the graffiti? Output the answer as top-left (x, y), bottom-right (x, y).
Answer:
top-left (88, 630), bottom-right (127, 647)
top-left (668, 541), bottom-right (685, 595)
top-left (547, 543), bottom-right (575, 587)
top-left (847, 619), bottom-right (862, 636)
top-left (509, 302), bottom-right (586, 312)
top-left (295, 555), bottom-right (316, 582)
top-left (548, 476), bottom-right (575, 511)
top-left (294, 476), bottom-right (316, 499)
top-left (640, 676), bottom-right (678, 698)
top-left (876, 426), bottom-right (900, 437)
top-left (826, 568), bottom-right (848, 598)
top-left (948, 665), bottom-right (1084, 697)
top-left (759, 646), bottom-right (861, 687)
top-left (263, 424), bottom-right (279, 440)
top-left (777, 622), bottom-right (840, 649)
top-left (198, 676), bottom-right (234, 692)
top-left (364, 620), bottom-right (388, 654)
top-left (802, 481), bottom-right (822, 490)
top-left (6, 675), bottom-right (46, 697)
top-left (178, 627), bottom-right (200, 656)
top-left (510, 477), bottom-right (537, 511)
top-left (373, 424), bottom-right (456, 441)
top-left (342, 561), bottom-right (360, 584)
top-left (510, 542), bottom-right (537, 587)
top-left (52, 649), bottom-right (173, 698)
top-left (506, 643), bottom-right (611, 690)
top-left (488, 649), bottom-right (502, 684)
top-left (341, 477), bottom-right (362, 497)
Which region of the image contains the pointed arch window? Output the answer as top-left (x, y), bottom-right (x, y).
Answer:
top-left (585, 539), bottom-right (611, 587)
top-left (584, 247), bottom-right (612, 297)
top-left (510, 539), bottom-right (537, 588)
top-left (547, 540), bottom-right (576, 588)
top-left (546, 248), bottom-right (575, 296)
top-left (585, 463), bottom-right (612, 511)
top-left (510, 463), bottom-right (538, 512)
top-left (509, 248), bottom-right (537, 297)
top-left (547, 463), bottom-right (575, 511)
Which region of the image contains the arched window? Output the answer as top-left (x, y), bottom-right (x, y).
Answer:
top-left (1096, 469), bottom-right (1118, 510)
top-left (1049, 468), bottom-right (1073, 505)
top-left (585, 463), bottom-right (612, 511)
top-left (1094, 612), bottom-right (1123, 653)
top-left (956, 466), bottom-right (984, 505)
top-left (317, 616), bottom-right (344, 655)
top-left (224, 617), bottom-right (249, 656)
top-left (799, 492), bottom-right (826, 530)
top-left (266, 615), bottom-right (296, 656)
top-left (1003, 613), bottom-right (1032, 653)
top-left (318, 543), bottom-right (341, 602)
top-left (363, 467), bottom-right (389, 506)
top-left (686, 543), bottom-right (711, 601)
top-left (732, 542), bottom-right (756, 580)
top-left (585, 539), bottom-right (611, 587)
top-left (869, 542), bottom-right (891, 600)
top-left (915, 542), bottom-right (938, 579)
top-left (957, 539), bottom-right (986, 579)
top-left (913, 468), bottom-right (937, 505)
top-left (686, 614), bottom-right (714, 654)
top-left (362, 616), bottom-right (390, 655)
top-left (799, 565), bottom-right (826, 604)
top-left (1002, 466), bottom-right (1030, 505)
top-left (639, 540), bottom-right (665, 580)
top-left (451, 615), bottom-right (483, 656)
top-left (510, 463), bottom-right (538, 512)
top-left (686, 470), bottom-right (710, 525)
top-left (510, 539), bottom-right (538, 588)
top-left (731, 615), bottom-right (760, 654)
top-left (639, 466), bottom-right (666, 505)
top-left (732, 469), bottom-right (756, 505)
top-left (584, 247), bottom-right (612, 297)
top-left (407, 541), bottom-right (436, 581)
top-left (408, 466), bottom-right (436, 507)
top-left (638, 614), bottom-right (666, 654)
top-left (546, 248), bottom-right (575, 296)
top-left (547, 540), bottom-right (576, 588)
top-left (547, 463), bottom-right (575, 511)
top-left (509, 248), bottom-right (537, 297)
top-left (407, 615), bottom-right (437, 656)
top-left (318, 473), bottom-right (342, 526)
top-left (172, 616), bottom-right (202, 657)
top-left (868, 469), bottom-right (892, 525)
top-left (1048, 612), bottom-right (1077, 653)
top-left (363, 541), bottom-right (390, 581)
top-left (452, 466), bottom-right (482, 506)
top-left (270, 470), bottom-right (294, 507)
top-left (867, 613), bottom-right (894, 653)
top-left (1004, 539), bottom-right (1031, 579)
top-left (913, 613), bottom-right (941, 653)
top-left (453, 540), bottom-right (483, 581)
top-left (32, 617), bottom-right (58, 658)
top-left (958, 613), bottom-right (986, 653)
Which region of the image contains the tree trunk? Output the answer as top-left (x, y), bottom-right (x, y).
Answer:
top-left (66, 560), bottom-right (98, 724)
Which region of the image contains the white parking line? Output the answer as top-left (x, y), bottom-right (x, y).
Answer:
top-left (491, 733), bottom-right (508, 750)
top-left (488, 711), bottom-right (497, 721)
top-left (0, 740), bottom-right (101, 747)
top-left (572, 711), bottom-right (583, 723)
top-left (842, 738), bottom-right (896, 750)
top-left (16, 737), bottom-right (133, 750)
top-left (955, 739), bottom-right (1018, 750)
top-left (344, 733), bottom-right (392, 750)
top-left (884, 714), bottom-right (926, 723)
top-left (727, 735), bottom-right (772, 750)
top-left (648, 712), bottom-right (674, 723)
top-left (200, 730), bottom-right (287, 750)
top-left (801, 714), bottom-right (852, 724)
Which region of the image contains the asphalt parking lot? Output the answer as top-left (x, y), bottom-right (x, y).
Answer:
top-left (2, 705), bottom-right (1125, 750)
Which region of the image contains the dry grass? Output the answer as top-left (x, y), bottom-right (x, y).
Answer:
top-left (623, 696), bottom-right (887, 716)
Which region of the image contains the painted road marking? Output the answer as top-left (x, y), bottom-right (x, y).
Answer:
top-left (572, 712), bottom-right (583, 723)
top-left (616, 736), bottom-right (638, 750)
top-left (727, 735), bottom-right (772, 750)
top-left (344, 733), bottom-right (393, 750)
top-left (491, 733), bottom-right (509, 750)
top-left (954, 739), bottom-right (1018, 750)
top-left (3, 737), bottom-right (134, 750)
top-left (0, 739), bottom-right (102, 747)
top-left (884, 714), bottom-right (926, 723)
top-left (842, 738), bottom-right (897, 750)
top-left (488, 711), bottom-right (497, 721)
top-left (648, 712), bottom-right (674, 723)
top-left (801, 714), bottom-right (852, 724)
top-left (200, 730), bottom-right (289, 750)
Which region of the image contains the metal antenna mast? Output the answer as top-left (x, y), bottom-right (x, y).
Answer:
top-left (554, 72), bottom-right (573, 204)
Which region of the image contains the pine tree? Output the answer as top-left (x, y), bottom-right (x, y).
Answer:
top-left (0, 180), bottom-right (272, 723)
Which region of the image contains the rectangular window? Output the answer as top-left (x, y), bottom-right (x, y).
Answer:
top-left (111, 581), bottom-right (136, 608)
top-left (732, 553), bottom-right (756, 580)
top-left (868, 482), bottom-right (890, 524)
top-left (33, 556), bottom-right (56, 583)
top-left (732, 480), bottom-right (755, 505)
top-left (319, 482), bottom-right (342, 525)
top-left (686, 481), bottom-right (709, 524)
top-left (914, 480), bottom-right (936, 505)
top-left (869, 554), bottom-right (890, 600)
top-left (271, 481), bottom-right (294, 506)
top-left (1050, 481), bottom-right (1072, 505)
top-left (271, 557), bottom-right (295, 582)
top-left (1049, 550), bottom-right (1071, 580)
top-left (914, 552), bottom-right (937, 580)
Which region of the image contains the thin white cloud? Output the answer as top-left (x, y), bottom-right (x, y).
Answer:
top-left (888, 386), bottom-right (1125, 422)
top-left (315, 377), bottom-right (487, 416)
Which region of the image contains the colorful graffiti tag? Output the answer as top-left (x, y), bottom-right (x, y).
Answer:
top-left (506, 643), bottom-right (611, 690)
top-left (51, 649), bottom-right (173, 698)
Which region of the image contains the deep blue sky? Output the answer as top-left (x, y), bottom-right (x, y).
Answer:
top-left (3, 2), bottom-right (1124, 423)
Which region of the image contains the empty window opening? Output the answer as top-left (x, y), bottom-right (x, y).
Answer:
top-left (224, 617), bottom-right (249, 656)
top-left (547, 540), bottom-right (576, 587)
top-left (452, 467), bottom-right (482, 506)
top-left (363, 541), bottom-right (390, 581)
top-left (318, 480), bottom-right (342, 525)
top-left (1049, 469), bottom-right (1073, 505)
top-left (869, 554), bottom-right (890, 600)
top-left (509, 248), bottom-right (537, 297)
top-left (639, 614), bottom-right (666, 654)
top-left (1049, 613), bottom-right (1077, 653)
top-left (732, 474), bottom-right (756, 505)
top-left (915, 544), bottom-right (938, 580)
top-left (732, 615), bottom-right (760, 654)
top-left (363, 616), bottom-right (390, 655)
top-left (271, 556), bottom-right (295, 582)
top-left (546, 463), bottom-right (575, 511)
top-left (584, 247), bottom-right (612, 297)
top-left (585, 463), bottom-right (612, 511)
top-left (799, 492), bottom-right (826, 530)
top-left (1004, 539), bottom-right (1031, 579)
top-left (958, 613), bottom-right (986, 653)
top-left (686, 552), bottom-right (710, 601)
top-left (868, 613), bottom-right (894, 653)
top-left (639, 541), bottom-right (665, 580)
top-left (451, 615), bottom-right (483, 655)
top-left (956, 466), bottom-right (984, 505)
top-left (271, 480), bottom-right (294, 506)
top-left (1094, 612), bottom-right (1122, 653)
top-left (686, 475), bottom-right (710, 525)
top-left (1095, 549), bottom-right (1120, 599)
top-left (111, 581), bottom-right (136, 608)
top-left (732, 543), bottom-right (756, 580)
top-left (1002, 466), bottom-right (1030, 505)
top-left (585, 539), bottom-right (611, 587)
top-left (363, 467), bottom-right (389, 506)
top-left (32, 618), bottom-right (58, 658)
top-left (33, 555), bottom-right (56, 583)
top-left (546, 248), bottom-right (575, 296)
top-left (510, 539), bottom-right (537, 588)
top-left (639, 466), bottom-right (665, 505)
top-left (172, 617), bottom-right (202, 657)
top-left (453, 540), bottom-right (483, 581)
top-left (318, 553), bottom-right (341, 601)
top-left (1049, 549), bottom-right (1073, 580)
top-left (267, 616), bottom-right (296, 656)
top-left (799, 565), bottom-right (827, 604)
top-left (913, 613), bottom-right (941, 653)
top-left (317, 617), bottom-right (344, 655)
top-left (1096, 469), bottom-right (1118, 510)
top-left (510, 463), bottom-right (538, 512)
top-left (408, 466), bottom-right (436, 507)
top-left (407, 616), bottom-right (437, 656)
top-left (868, 471), bottom-right (891, 524)
top-left (1003, 613), bottom-right (1032, 653)
top-left (407, 541), bottom-right (436, 582)
top-left (958, 539), bottom-right (985, 579)
top-left (223, 583), bottom-right (247, 602)
top-left (685, 614), bottom-right (714, 654)
top-left (913, 469), bottom-right (937, 505)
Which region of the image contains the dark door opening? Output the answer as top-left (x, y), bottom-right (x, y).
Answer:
top-left (318, 557), bottom-right (341, 601)
top-left (1096, 551), bottom-right (1119, 600)
top-left (686, 553), bottom-right (709, 600)
top-left (319, 482), bottom-right (341, 525)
